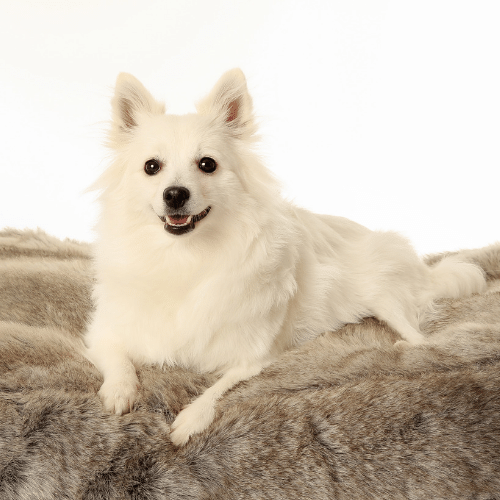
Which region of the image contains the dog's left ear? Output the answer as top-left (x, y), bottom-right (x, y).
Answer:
top-left (197, 69), bottom-right (256, 139)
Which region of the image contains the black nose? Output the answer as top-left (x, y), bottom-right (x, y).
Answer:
top-left (163, 186), bottom-right (190, 210)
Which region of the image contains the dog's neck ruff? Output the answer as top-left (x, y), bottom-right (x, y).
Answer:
top-left (159, 206), bottom-right (211, 236)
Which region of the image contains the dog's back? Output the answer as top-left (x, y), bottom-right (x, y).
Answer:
top-left (280, 207), bottom-right (486, 347)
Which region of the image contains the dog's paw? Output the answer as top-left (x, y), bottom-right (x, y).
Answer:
top-left (170, 397), bottom-right (215, 447)
top-left (98, 378), bottom-right (140, 415)
top-left (394, 337), bottom-right (428, 348)
top-left (394, 340), bottom-right (410, 348)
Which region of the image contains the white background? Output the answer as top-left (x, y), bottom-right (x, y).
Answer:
top-left (1, 0), bottom-right (498, 255)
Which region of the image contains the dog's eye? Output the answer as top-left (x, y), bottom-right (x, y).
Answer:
top-left (144, 159), bottom-right (161, 176)
top-left (198, 157), bottom-right (217, 174)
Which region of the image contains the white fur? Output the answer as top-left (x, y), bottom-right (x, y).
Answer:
top-left (85, 69), bottom-right (487, 446)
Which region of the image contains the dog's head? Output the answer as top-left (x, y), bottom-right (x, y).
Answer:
top-left (97, 69), bottom-right (277, 243)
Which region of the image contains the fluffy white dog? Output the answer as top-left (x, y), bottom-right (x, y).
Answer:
top-left (85, 69), bottom-right (486, 446)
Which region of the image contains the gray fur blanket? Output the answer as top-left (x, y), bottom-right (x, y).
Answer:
top-left (1, 228), bottom-right (500, 500)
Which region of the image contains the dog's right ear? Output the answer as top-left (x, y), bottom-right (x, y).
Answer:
top-left (109, 73), bottom-right (165, 143)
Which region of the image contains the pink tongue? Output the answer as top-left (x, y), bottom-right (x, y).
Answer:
top-left (169, 215), bottom-right (189, 225)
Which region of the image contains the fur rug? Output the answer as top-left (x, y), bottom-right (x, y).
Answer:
top-left (1, 228), bottom-right (500, 500)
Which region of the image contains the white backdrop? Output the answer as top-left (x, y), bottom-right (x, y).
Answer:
top-left (1, 0), bottom-right (498, 255)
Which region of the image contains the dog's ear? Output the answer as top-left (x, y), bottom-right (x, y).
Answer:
top-left (110, 73), bottom-right (165, 142)
top-left (196, 69), bottom-right (256, 139)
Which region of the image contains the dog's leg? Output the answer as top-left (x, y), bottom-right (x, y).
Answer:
top-left (372, 304), bottom-right (427, 346)
top-left (382, 313), bottom-right (427, 346)
top-left (170, 363), bottom-right (264, 446)
top-left (87, 342), bottom-right (140, 415)
top-left (386, 319), bottom-right (426, 346)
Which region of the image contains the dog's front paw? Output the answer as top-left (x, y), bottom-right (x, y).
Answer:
top-left (98, 378), bottom-right (140, 415)
top-left (170, 397), bottom-right (215, 447)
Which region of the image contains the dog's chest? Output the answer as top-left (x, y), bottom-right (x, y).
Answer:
top-left (121, 270), bottom-right (265, 370)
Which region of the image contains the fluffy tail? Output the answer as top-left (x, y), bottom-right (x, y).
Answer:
top-left (429, 255), bottom-right (487, 300)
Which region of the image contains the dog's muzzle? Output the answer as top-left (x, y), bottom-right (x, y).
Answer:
top-left (159, 206), bottom-right (211, 236)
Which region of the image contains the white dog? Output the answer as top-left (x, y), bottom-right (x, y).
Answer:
top-left (85, 69), bottom-right (486, 446)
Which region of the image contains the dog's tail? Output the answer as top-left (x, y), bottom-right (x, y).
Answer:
top-left (428, 255), bottom-right (487, 301)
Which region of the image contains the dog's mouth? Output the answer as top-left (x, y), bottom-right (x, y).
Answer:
top-left (159, 207), bottom-right (211, 236)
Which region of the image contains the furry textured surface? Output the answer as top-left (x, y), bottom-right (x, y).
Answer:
top-left (1, 228), bottom-right (500, 499)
